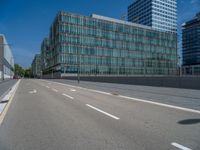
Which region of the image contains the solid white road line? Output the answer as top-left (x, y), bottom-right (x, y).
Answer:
top-left (171, 142), bottom-right (192, 150)
top-left (119, 95), bottom-right (200, 114)
top-left (62, 93), bottom-right (74, 99)
top-left (89, 89), bottom-right (112, 95)
top-left (52, 88), bottom-right (58, 92)
top-left (0, 80), bottom-right (21, 125)
top-left (46, 86), bottom-right (50, 88)
top-left (86, 104), bottom-right (120, 120)
top-left (40, 80), bottom-right (200, 114)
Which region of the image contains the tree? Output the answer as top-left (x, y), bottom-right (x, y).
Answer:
top-left (14, 64), bottom-right (25, 77)
top-left (24, 68), bottom-right (32, 78)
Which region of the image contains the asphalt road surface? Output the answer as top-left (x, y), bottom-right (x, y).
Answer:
top-left (0, 79), bottom-right (199, 150)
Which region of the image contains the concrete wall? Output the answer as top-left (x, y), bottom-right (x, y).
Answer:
top-left (61, 76), bottom-right (200, 90)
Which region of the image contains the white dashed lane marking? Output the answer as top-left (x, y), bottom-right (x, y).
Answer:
top-left (52, 88), bottom-right (58, 92)
top-left (171, 142), bottom-right (192, 150)
top-left (70, 89), bottom-right (76, 92)
top-left (86, 104), bottom-right (120, 120)
top-left (62, 93), bottom-right (74, 99)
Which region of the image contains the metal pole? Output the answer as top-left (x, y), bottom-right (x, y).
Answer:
top-left (77, 48), bottom-right (80, 84)
top-left (52, 69), bottom-right (53, 79)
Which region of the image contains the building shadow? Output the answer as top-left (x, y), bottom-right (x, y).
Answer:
top-left (178, 119), bottom-right (200, 125)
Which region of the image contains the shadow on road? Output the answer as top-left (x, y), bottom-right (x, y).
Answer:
top-left (178, 119), bottom-right (200, 125)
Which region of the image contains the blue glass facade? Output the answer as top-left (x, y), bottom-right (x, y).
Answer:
top-left (31, 54), bottom-right (42, 78)
top-left (182, 12), bottom-right (200, 66)
top-left (41, 38), bottom-right (50, 71)
top-left (182, 12), bottom-right (200, 75)
top-left (128, 0), bottom-right (177, 33)
top-left (42, 12), bottom-right (177, 77)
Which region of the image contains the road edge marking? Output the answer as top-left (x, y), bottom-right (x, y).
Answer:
top-left (0, 79), bottom-right (21, 126)
top-left (119, 95), bottom-right (200, 114)
top-left (86, 104), bottom-right (120, 120)
top-left (40, 79), bottom-right (200, 114)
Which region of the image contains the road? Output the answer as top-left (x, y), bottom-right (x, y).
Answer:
top-left (0, 79), bottom-right (199, 150)
top-left (52, 79), bottom-right (200, 110)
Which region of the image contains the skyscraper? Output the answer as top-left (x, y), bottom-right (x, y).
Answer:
top-left (182, 12), bottom-right (200, 75)
top-left (128, 0), bottom-right (177, 33)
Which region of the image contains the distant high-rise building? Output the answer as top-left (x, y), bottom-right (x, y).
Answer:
top-left (31, 54), bottom-right (42, 78)
top-left (40, 38), bottom-right (50, 75)
top-left (182, 12), bottom-right (200, 75)
top-left (128, 0), bottom-right (177, 33)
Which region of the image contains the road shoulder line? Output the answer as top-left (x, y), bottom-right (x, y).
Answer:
top-left (0, 80), bottom-right (21, 125)
top-left (40, 79), bottom-right (200, 114)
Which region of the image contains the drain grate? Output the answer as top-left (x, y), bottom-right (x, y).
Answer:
top-left (0, 100), bottom-right (9, 104)
top-left (112, 93), bottom-right (119, 96)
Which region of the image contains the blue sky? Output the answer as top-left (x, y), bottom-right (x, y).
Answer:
top-left (0, 0), bottom-right (200, 68)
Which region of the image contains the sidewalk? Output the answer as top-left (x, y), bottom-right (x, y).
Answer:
top-left (0, 80), bottom-right (18, 100)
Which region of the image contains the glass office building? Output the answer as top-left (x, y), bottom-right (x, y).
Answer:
top-left (128, 0), bottom-right (177, 33)
top-left (182, 12), bottom-right (200, 75)
top-left (41, 38), bottom-right (50, 72)
top-left (31, 54), bottom-right (42, 78)
top-left (0, 34), bottom-right (14, 80)
top-left (43, 11), bottom-right (177, 77)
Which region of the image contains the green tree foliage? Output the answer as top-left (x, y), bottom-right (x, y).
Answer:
top-left (14, 64), bottom-right (33, 78)
top-left (14, 64), bottom-right (25, 77)
top-left (24, 68), bottom-right (32, 78)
